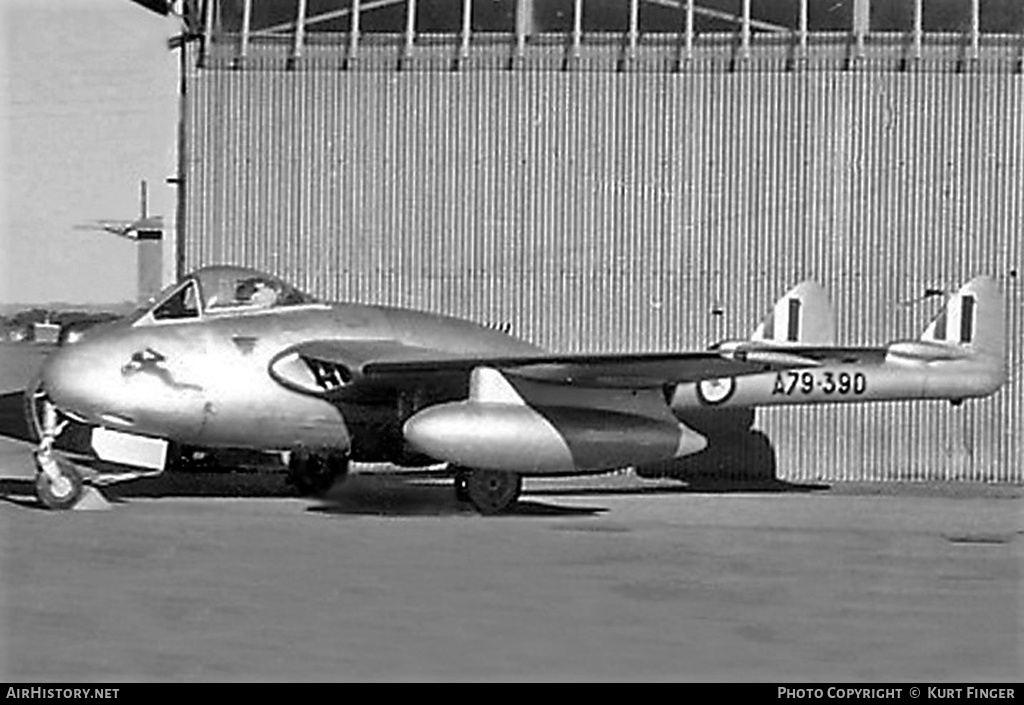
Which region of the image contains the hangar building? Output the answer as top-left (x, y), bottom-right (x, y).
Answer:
top-left (154, 1), bottom-right (1022, 482)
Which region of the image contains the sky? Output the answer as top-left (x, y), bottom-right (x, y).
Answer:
top-left (0, 0), bottom-right (179, 305)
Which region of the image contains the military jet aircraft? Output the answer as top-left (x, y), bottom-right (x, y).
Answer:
top-left (24, 266), bottom-right (1006, 513)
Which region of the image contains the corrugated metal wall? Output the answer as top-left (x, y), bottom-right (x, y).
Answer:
top-left (182, 41), bottom-right (1023, 482)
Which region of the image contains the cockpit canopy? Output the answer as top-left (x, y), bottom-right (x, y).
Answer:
top-left (136, 266), bottom-right (319, 324)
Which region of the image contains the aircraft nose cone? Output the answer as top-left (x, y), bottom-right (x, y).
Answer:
top-left (39, 345), bottom-right (81, 406)
top-left (38, 339), bottom-right (112, 422)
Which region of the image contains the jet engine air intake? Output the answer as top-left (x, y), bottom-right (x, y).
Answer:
top-left (304, 358), bottom-right (353, 390)
top-left (268, 350), bottom-right (355, 397)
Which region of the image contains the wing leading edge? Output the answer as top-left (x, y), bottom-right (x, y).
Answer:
top-left (268, 339), bottom-right (824, 400)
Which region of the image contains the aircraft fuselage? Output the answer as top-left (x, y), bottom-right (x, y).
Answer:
top-left (37, 302), bottom-right (539, 462)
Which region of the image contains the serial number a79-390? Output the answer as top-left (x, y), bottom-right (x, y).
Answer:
top-left (772, 370), bottom-right (868, 396)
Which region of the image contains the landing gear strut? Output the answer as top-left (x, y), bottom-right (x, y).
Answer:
top-left (287, 449), bottom-right (349, 496)
top-left (462, 469), bottom-right (522, 515)
top-left (33, 399), bottom-right (83, 510)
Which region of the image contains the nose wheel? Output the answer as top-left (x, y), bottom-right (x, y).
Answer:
top-left (34, 448), bottom-right (84, 510)
top-left (31, 396), bottom-right (90, 510)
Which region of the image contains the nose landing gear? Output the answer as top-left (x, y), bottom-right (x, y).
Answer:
top-left (32, 398), bottom-right (109, 511)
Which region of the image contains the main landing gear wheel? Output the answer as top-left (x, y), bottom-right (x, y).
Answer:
top-left (452, 467), bottom-right (471, 503)
top-left (465, 470), bottom-right (522, 515)
top-left (287, 450), bottom-right (349, 496)
top-left (34, 451), bottom-right (84, 510)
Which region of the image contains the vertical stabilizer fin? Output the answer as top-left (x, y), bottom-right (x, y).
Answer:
top-left (920, 276), bottom-right (1005, 358)
top-left (751, 281), bottom-right (836, 347)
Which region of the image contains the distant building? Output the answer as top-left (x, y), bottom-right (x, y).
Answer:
top-left (31, 321), bottom-right (61, 345)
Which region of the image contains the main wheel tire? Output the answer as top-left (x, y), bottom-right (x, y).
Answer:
top-left (452, 467), bottom-right (471, 503)
top-left (465, 470), bottom-right (521, 515)
top-left (34, 456), bottom-right (84, 510)
top-left (288, 450), bottom-right (348, 496)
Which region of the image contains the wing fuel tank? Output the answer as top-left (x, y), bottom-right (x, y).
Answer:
top-left (403, 368), bottom-right (707, 474)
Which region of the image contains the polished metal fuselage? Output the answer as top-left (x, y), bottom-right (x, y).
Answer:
top-left (37, 302), bottom-right (540, 460)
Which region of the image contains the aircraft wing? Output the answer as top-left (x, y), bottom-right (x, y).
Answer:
top-left (268, 338), bottom-right (826, 398)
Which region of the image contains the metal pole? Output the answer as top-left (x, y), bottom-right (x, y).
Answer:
top-left (913, 0), bottom-right (922, 61)
top-left (201, 0), bottom-right (214, 66)
top-left (573, 0), bottom-right (583, 57)
top-left (969, 0), bottom-right (980, 62)
top-left (686, 0), bottom-right (693, 55)
top-left (257, 0), bottom-right (402, 35)
top-left (853, 0), bottom-right (869, 61)
top-left (646, 0), bottom-right (787, 32)
top-left (461, 0), bottom-right (472, 61)
top-left (740, 0), bottom-right (750, 59)
top-left (628, 0), bottom-right (639, 56)
top-left (240, 0), bottom-right (252, 60)
top-left (348, 0), bottom-right (361, 67)
top-left (799, 0), bottom-right (807, 50)
top-left (405, 0), bottom-right (417, 54)
top-left (292, 0), bottom-right (307, 61)
top-left (676, 0), bottom-right (693, 70)
top-left (515, 0), bottom-right (529, 64)
top-left (173, 32), bottom-right (188, 281)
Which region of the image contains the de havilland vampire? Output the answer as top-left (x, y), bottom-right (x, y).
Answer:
top-left (24, 266), bottom-right (1006, 513)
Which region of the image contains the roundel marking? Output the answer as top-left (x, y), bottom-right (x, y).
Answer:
top-left (697, 377), bottom-right (736, 406)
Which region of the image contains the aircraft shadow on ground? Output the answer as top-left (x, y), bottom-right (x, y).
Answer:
top-left (617, 427), bottom-right (830, 495)
top-left (0, 473), bottom-right (606, 517)
top-left (306, 478), bottom-right (607, 517)
top-left (0, 468), bottom-right (827, 517)
top-left (0, 472), bottom-right (297, 506)
top-left (528, 478), bottom-right (828, 497)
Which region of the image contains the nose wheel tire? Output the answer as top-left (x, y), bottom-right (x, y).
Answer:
top-left (465, 470), bottom-right (521, 515)
top-left (34, 453), bottom-right (84, 510)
